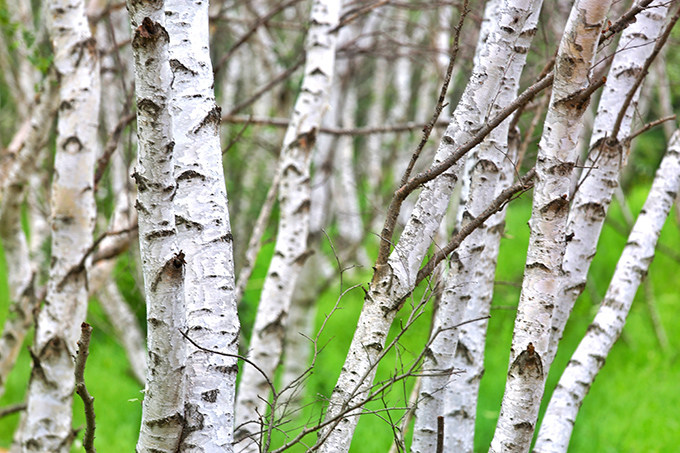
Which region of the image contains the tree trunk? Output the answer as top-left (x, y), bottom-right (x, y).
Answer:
top-left (544, 0), bottom-right (670, 371)
top-left (490, 2), bottom-right (612, 452)
top-left (319, 2), bottom-right (542, 451)
top-left (128, 2), bottom-right (186, 451)
top-left (21, 0), bottom-right (100, 448)
top-left (234, 2), bottom-right (341, 451)
top-left (534, 130), bottom-right (680, 453)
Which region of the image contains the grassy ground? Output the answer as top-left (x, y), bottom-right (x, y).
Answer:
top-left (1, 182), bottom-right (678, 451)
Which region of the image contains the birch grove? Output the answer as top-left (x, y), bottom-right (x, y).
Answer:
top-left (0, 0), bottom-right (679, 452)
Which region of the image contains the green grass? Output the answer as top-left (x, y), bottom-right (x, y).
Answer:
top-left (1, 181), bottom-right (679, 452)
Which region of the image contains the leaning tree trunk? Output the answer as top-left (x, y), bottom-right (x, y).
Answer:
top-left (127, 1), bottom-right (187, 451)
top-left (233, 1), bottom-right (341, 451)
top-left (20, 0), bottom-right (100, 449)
top-left (0, 71), bottom-right (58, 400)
top-left (543, 0), bottom-right (670, 371)
top-left (164, 1), bottom-right (241, 450)
top-left (534, 130), bottom-right (680, 453)
top-left (412, 2), bottom-right (543, 451)
top-left (489, 1), bottom-right (612, 452)
top-left (318, 1), bottom-right (542, 451)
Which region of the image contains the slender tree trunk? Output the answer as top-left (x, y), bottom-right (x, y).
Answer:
top-left (544, 0), bottom-right (670, 371)
top-left (413, 4), bottom-right (541, 449)
top-left (319, 2), bottom-right (542, 451)
top-left (234, 2), bottom-right (341, 451)
top-left (21, 0), bottom-right (100, 448)
top-left (127, 2), bottom-right (186, 451)
top-left (534, 130), bottom-right (680, 453)
top-left (163, 1), bottom-right (241, 450)
top-left (490, 2), bottom-right (612, 452)
top-left (0, 71), bottom-right (58, 400)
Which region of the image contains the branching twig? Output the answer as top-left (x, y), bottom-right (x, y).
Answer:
top-left (75, 322), bottom-right (96, 453)
top-left (57, 227), bottom-right (137, 289)
top-left (400, 0), bottom-right (469, 186)
top-left (226, 53), bottom-right (306, 116)
top-left (94, 112), bottom-right (136, 187)
top-left (415, 168), bottom-right (536, 285)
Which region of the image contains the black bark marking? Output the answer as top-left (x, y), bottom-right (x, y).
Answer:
top-left (509, 342), bottom-right (543, 379)
top-left (193, 105), bottom-right (222, 135)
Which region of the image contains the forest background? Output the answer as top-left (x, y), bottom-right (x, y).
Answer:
top-left (0, 0), bottom-right (680, 452)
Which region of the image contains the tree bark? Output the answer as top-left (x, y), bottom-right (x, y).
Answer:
top-left (127, 2), bottom-right (186, 451)
top-left (21, 0), bottom-right (100, 449)
top-left (544, 0), bottom-right (670, 371)
top-left (319, 2), bottom-right (542, 451)
top-left (163, 1), bottom-right (241, 450)
top-left (490, 2), bottom-right (612, 452)
top-left (234, 2), bottom-right (341, 451)
top-left (533, 129), bottom-right (680, 453)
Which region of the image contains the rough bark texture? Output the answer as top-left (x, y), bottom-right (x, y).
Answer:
top-left (164, 1), bottom-right (241, 451)
top-left (490, 2), bottom-right (612, 452)
top-left (234, 2), bottom-right (341, 451)
top-left (534, 130), bottom-right (680, 453)
top-left (544, 0), bottom-right (669, 370)
top-left (21, 0), bottom-right (100, 449)
top-left (319, 2), bottom-right (542, 452)
top-left (411, 1), bottom-right (542, 450)
top-left (128, 2), bottom-right (186, 451)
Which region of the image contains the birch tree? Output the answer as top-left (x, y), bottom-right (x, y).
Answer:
top-left (534, 130), bottom-right (680, 453)
top-left (0, 1), bottom-right (679, 452)
top-left (490, 2), bottom-right (612, 451)
top-left (412, 2), bottom-right (542, 450)
top-left (319, 1), bottom-right (543, 451)
top-left (164, 1), bottom-right (241, 450)
top-left (20, 0), bottom-right (100, 449)
top-left (234, 1), bottom-right (341, 450)
top-left (127, 1), bottom-right (186, 450)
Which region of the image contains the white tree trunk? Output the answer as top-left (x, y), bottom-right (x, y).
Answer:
top-left (319, 2), bottom-right (542, 451)
top-left (412, 4), bottom-right (540, 452)
top-left (534, 130), bottom-right (680, 453)
top-left (545, 0), bottom-right (669, 370)
top-left (490, 2), bottom-right (612, 452)
top-left (234, 2), bottom-right (341, 450)
top-left (164, 1), bottom-right (241, 450)
top-left (21, 0), bottom-right (100, 449)
top-left (127, 2), bottom-right (186, 451)
top-left (0, 72), bottom-right (58, 400)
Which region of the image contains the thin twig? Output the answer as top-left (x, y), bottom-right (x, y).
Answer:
top-left (75, 322), bottom-right (97, 453)
top-left (214, 0), bottom-right (305, 74)
top-left (0, 402), bottom-right (27, 419)
top-left (226, 53), bottom-right (306, 116)
top-left (415, 168), bottom-right (536, 285)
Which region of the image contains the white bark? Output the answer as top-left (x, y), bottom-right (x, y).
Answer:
top-left (234, 2), bottom-right (341, 450)
top-left (413, 3), bottom-right (541, 449)
top-left (0, 72), bottom-right (58, 400)
top-left (164, 2), bottom-right (241, 451)
top-left (490, 2), bottom-right (612, 452)
top-left (127, 2), bottom-right (186, 451)
top-left (319, 2), bottom-right (542, 451)
top-left (21, 0), bottom-right (100, 449)
top-left (534, 130), bottom-right (680, 453)
top-left (545, 0), bottom-right (669, 370)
